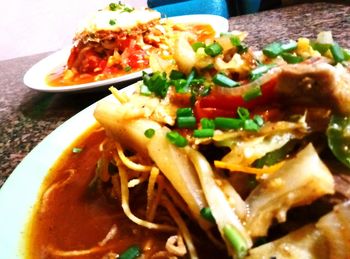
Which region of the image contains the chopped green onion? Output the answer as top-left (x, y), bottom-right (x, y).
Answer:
top-left (177, 107), bottom-right (193, 117)
top-left (192, 42), bottom-right (206, 52)
top-left (230, 36), bottom-right (248, 53)
top-left (124, 66), bottom-right (131, 72)
top-left (237, 107), bottom-right (250, 120)
top-left (122, 6), bottom-right (134, 13)
top-left (205, 43), bottom-right (223, 57)
top-left (253, 115), bottom-right (264, 127)
top-left (330, 43), bottom-right (345, 63)
top-left (223, 225), bottom-right (248, 259)
top-left (177, 116), bottom-right (196, 129)
top-left (109, 19), bottom-right (116, 25)
top-left (142, 71), bottom-right (169, 98)
top-left (109, 3), bottom-right (117, 11)
top-left (281, 40), bottom-right (297, 52)
top-left (280, 52), bottom-right (304, 64)
top-left (213, 73), bottom-right (239, 88)
top-left (249, 64), bottom-right (275, 81)
top-left (214, 117), bottom-right (243, 130)
top-left (119, 245), bottom-right (141, 259)
top-left (200, 207), bottom-right (216, 222)
top-left (184, 68), bottom-right (196, 89)
top-left (166, 131), bottom-right (188, 147)
top-left (194, 128), bottom-right (214, 138)
top-left (200, 118), bottom-right (215, 129)
top-left (254, 140), bottom-right (297, 168)
top-left (170, 70), bottom-right (185, 80)
top-left (72, 147), bottom-right (83, 153)
top-left (139, 83), bottom-right (152, 96)
top-left (263, 42), bottom-right (283, 58)
top-left (243, 85), bottom-right (262, 101)
top-left (144, 128), bottom-right (155, 138)
top-left (311, 42), bottom-right (331, 55)
top-left (243, 119), bottom-right (260, 131)
top-left (172, 79), bottom-right (188, 93)
top-left (343, 48), bottom-right (350, 61)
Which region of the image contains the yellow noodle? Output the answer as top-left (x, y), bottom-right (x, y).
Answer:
top-left (146, 167), bottom-right (160, 218)
top-left (147, 177), bottom-right (164, 222)
top-left (40, 169), bottom-right (75, 213)
top-left (118, 164), bottom-right (176, 232)
top-left (161, 197), bottom-right (198, 259)
top-left (116, 142), bottom-right (153, 172)
top-left (47, 244), bottom-right (115, 257)
top-left (109, 86), bottom-right (129, 104)
top-left (128, 172), bottom-right (149, 188)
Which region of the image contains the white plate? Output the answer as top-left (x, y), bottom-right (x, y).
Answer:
top-left (0, 84), bottom-right (135, 258)
top-left (23, 14), bottom-right (229, 93)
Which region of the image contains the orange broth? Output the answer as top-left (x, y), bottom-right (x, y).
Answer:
top-left (25, 124), bottom-right (227, 259)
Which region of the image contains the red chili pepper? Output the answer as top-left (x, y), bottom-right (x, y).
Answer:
top-left (194, 77), bottom-right (277, 120)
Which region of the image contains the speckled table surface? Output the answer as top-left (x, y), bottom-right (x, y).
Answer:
top-left (0, 2), bottom-right (349, 187)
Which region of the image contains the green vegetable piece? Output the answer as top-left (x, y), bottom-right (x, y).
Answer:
top-left (119, 245), bottom-right (141, 259)
top-left (253, 115), bottom-right (264, 127)
top-left (142, 71), bottom-right (169, 98)
top-left (213, 73), bottom-right (239, 88)
top-left (311, 42), bottom-right (331, 55)
top-left (177, 107), bottom-right (193, 117)
top-left (194, 129), bottom-right (214, 138)
top-left (170, 70), bottom-right (185, 80)
top-left (263, 42), bottom-right (283, 58)
top-left (327, 115), bottom-right (350, 169)
top-left (140, 83), bottom-right (152, 96)
top-left (343, 48), bottom-right (350, 61)
top-left (166, 131), bottom-right (188, 147)
top-left (205, 42), bottom-right (223, 57)
top-left (237, 107), bottom-right (250, 120)
top-left (330, 43), bottom-right (345, 63)
top-left (214, 117), bottom-right (243, 130)
top-left (72, 147), bottom-right (83, 153)
top-left (192, 42), bottom-right (206, 51)
top-left (177, 116), bottom-right (197, 129)
top-left (281, 40), bottom-right (297, 52)
top-left (124, 66), bottom-right (131, 72)
top-left (243, 119), bottom-right (260, 132)
top-left (223, 225), bottom-right (248, 259)
top-left (144, 128), bottom-right (155, 138)
top-left (280, 52), bottom-right (304, 64)
top-left (230, 36), bottom-right (248, 53)
top-left (249, 64), bottom-right (275, 81)
top-left (172, 79), bottom-right (188, 93)
top-left (243, 85), bottom-right (262, 101)
top-left (109, 19), bottom-right (116, 25)
top-left (254, 140), bottom-right (298, 168)
top-left (109, 2), bottom-right (117, 11)
top-left (200, 207), bottom-right (216, 222)
top-left (200, 118), bottom-right (215, 129)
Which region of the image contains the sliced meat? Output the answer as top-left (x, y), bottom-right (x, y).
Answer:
top-left (276, 62), bottom-right (350, 115)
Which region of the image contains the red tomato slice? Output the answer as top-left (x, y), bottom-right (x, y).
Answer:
top-left (194, 78), bottom-right (277, 120)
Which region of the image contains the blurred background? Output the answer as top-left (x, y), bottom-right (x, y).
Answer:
top-left (0, 0), bottom-right (347, 61)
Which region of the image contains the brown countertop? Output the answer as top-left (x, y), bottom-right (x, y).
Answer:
top-left (0, 2), bottom-right (349, 187)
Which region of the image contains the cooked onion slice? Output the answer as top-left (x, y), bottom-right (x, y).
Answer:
top-left (246, 144), bottom-right (334, 237)
top-left (185, 146), bottom-right (252, 258)
top-left (316, 201), bottom-right (350, 259)
top-left (246, 224), bottom-right (329, 259)
top-left (147, 127), bottom-right (211, 231)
